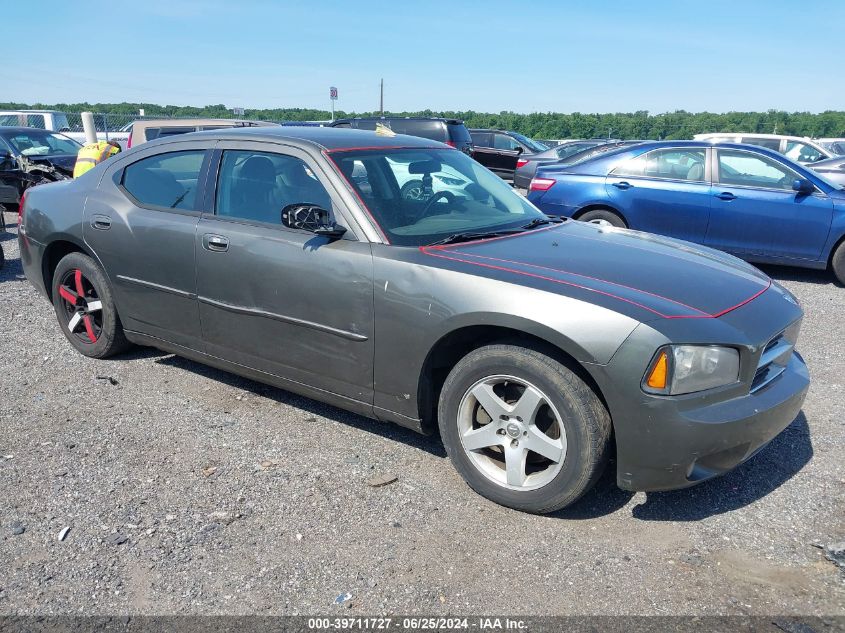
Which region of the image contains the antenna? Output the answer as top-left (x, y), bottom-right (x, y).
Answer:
top-left (380, 78), bottom-right (384, 116)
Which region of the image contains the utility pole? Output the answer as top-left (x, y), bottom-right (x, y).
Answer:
top-left (380, 78), bottom-right (384, 116)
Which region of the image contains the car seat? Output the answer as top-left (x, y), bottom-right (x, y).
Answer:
top-left (686, 163), bottom-right (705, 181)
top-left (230, 155), bottom-right (279, 223)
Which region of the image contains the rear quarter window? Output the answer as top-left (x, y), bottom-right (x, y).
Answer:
top-left (446, 123), bottom-right (472, 143)
top-left (144, 126), bottom-right (197, 141)
top-left (389, 120), bottom-right (447, 141)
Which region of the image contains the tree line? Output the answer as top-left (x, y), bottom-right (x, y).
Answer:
top-left (3, 102), bottom-right (844, 140)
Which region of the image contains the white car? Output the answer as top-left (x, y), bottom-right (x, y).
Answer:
top-left (693, 133), bottom-right (832, 164)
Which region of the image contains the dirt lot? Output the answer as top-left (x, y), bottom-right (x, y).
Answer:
top-left (1, 213), bottom-right (843, 615)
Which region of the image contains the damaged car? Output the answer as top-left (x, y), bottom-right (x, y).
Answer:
top-left (0, 127), bottom-right (77, 214)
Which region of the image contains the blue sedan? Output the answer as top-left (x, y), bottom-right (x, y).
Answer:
top-left (527, 140), bottom-right (845, 284)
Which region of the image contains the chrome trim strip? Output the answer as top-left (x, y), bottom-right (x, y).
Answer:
top-left (750, 365), bottom-right (787, 394)
top-left (198, 296), bottom-right (368, 342)
top-left (758, 339), bottom-right (794, 368)
top-left (116, 275), bottom-right (196, 299)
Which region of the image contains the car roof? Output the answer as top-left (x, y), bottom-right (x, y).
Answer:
top-left (0, 109), bottom-right (65, 114)
top-left (334, 116), bottom-right (463, 124)
top-left (150, 125), bottom-right (451, 151)
top-left (0, 126), bottom-right (73, 135)
top-left (131, 118), bottom-right (277, 127)
top-left (695, 132), bottom-right (816, 141)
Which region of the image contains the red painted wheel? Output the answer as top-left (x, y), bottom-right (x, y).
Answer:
top-left (51, 252), bottom-right (130, 358)
top-left (57, 268), bottom-right (103, 344)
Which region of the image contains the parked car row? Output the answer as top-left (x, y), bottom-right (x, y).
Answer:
top-left (527, 140), bottom-right (845, 284)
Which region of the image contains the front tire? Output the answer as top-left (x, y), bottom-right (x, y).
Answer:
top-left (52, 252), bottom-right (131, 358)
top-left (438, 344), bottom-right (611, 513)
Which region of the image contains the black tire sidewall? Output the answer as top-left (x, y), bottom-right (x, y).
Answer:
top-left (51, 252), bottom-right (126, 358)
top-left (578, 209), bottom-right (626, 227)
top-left (438, 345), bottom-right (608, 513)
top-left (831, 242), bottom-right (845, 286)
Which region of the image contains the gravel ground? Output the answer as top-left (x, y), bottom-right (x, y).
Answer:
top-left (1, 212), bottom-right (843, 616)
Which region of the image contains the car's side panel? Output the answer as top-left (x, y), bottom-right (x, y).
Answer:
top-left (371, 246), bottom-right (640, 421)
top-left (194, 141), bottom-right (376, 405)
top-left (83, 140), bottom-right (217, 349)
top-left (529, 174), bottom-right (611, 218)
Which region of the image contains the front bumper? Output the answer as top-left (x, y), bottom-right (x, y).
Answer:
top-left (588, 285), bottom-right (809, 492)
top-left (615, 351), bottom-right (808, 491)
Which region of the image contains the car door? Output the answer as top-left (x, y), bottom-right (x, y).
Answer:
top-left (705, 147), bottom-right (833, 261)
top-left (605, 147), bottom-right (712, 242)
top-left (85, 140), bottom-right (214, 348)
top-left (194, 141), bottom-right (375, 405)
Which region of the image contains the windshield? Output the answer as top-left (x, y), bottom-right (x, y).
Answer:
top-left (332, 148), bottom-right (546, 246)
top-left (2, 129), bottom-right (80, 156)
top-left (510, 132), bottom-right (548, 153)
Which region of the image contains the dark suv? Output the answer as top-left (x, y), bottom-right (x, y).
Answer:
top-left (328, 117), bottom-right (473, 154)
top-left (469, 130), bottom-right (549, 181)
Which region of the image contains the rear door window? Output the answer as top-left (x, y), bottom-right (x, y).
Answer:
top-left (470, 132), bottom-right (493, 147)
top-left (493, 134), bottom-right (521, 151)
top-left (613, 148), bottom-right (707, 181)
top-left (122, 150), bottom-right (206, 210)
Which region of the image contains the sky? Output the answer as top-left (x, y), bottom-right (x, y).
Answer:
top-left (3, 0), bottom-right (844, 114)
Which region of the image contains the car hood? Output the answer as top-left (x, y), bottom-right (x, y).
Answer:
top-left (420, 221), bottom-right (772, 322)
top-left (23, 153), bottom-right (76, 175)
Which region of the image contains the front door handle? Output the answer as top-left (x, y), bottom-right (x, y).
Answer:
top-left (91, 214), bottom-right (111, 230)
top-left (715, 192), bottom-right (737, 201)
top-left (203, 234), bottom-right (229, 252)
top-left (612, 181), bottom-right (633, 190)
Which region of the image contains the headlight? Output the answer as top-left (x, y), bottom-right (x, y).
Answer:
top-left (643, 345), bottom-right (740, 395)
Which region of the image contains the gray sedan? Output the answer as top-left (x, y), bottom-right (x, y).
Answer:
top-left (810, 155), bottom-right (845, 187)
top-left (19, 127), bottom-right (809, 513)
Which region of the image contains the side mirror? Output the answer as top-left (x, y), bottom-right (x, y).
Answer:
top-left (515, 146), bottom-right (524, 155)
top-left (792, 178), bottom-right (815, 194)
top-left (281, 204), bottom-right (346, 239)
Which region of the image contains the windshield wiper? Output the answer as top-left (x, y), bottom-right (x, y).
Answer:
top-left (521, 216), bottom-right (565, 230)
top-left (428, 217), bottom-right (565, 247)
top-left (428, 230), bottom-right (524, 246)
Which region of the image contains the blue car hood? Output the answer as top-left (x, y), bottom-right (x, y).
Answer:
top-left (421, 221), bottom-right (772, 321)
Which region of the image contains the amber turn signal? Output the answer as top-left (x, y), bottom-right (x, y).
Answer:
top-left (646, 350), bottom-right (669, 390)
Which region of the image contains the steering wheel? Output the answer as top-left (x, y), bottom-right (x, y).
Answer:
top-left (420, 190), bottom-right (457, 216)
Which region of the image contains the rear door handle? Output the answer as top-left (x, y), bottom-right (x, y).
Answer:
top-left (91, 214), bottom-right (111, 230)
top-left (203, 234), bottom-right (229, 252)
top-left (716, 192), bottom-right (737, 201)
top-left (612, 181), bottom-right (633, 190)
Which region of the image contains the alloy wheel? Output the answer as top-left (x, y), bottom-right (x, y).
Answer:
top-left (57, 269), bottom-right (103, 344)
top-left (457, 375), bottom-right (567, 491)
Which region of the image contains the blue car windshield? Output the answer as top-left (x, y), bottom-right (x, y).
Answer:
top-left (331, 148), bottom-right (547, 246)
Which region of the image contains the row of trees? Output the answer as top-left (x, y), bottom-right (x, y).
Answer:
top-left (3, 102), bottom-right (844, 140)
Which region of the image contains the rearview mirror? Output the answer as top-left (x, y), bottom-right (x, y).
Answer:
top-left (792, 178), bottom-right (815, 194)
top-left (281, 204), bottom-right (346, 239)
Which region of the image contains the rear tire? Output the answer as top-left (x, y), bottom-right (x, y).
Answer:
top-left (831, 241), bottom-right (845, 286)
top-left (51, 252), bottom-right (131, 358)
top-left (577, 208), bottom-right (626, 228)
top-left (438, 344), bottom-right (611, 514)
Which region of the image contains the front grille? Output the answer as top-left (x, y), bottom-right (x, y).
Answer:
top-left (750, 320), bottom-right (801, 393)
